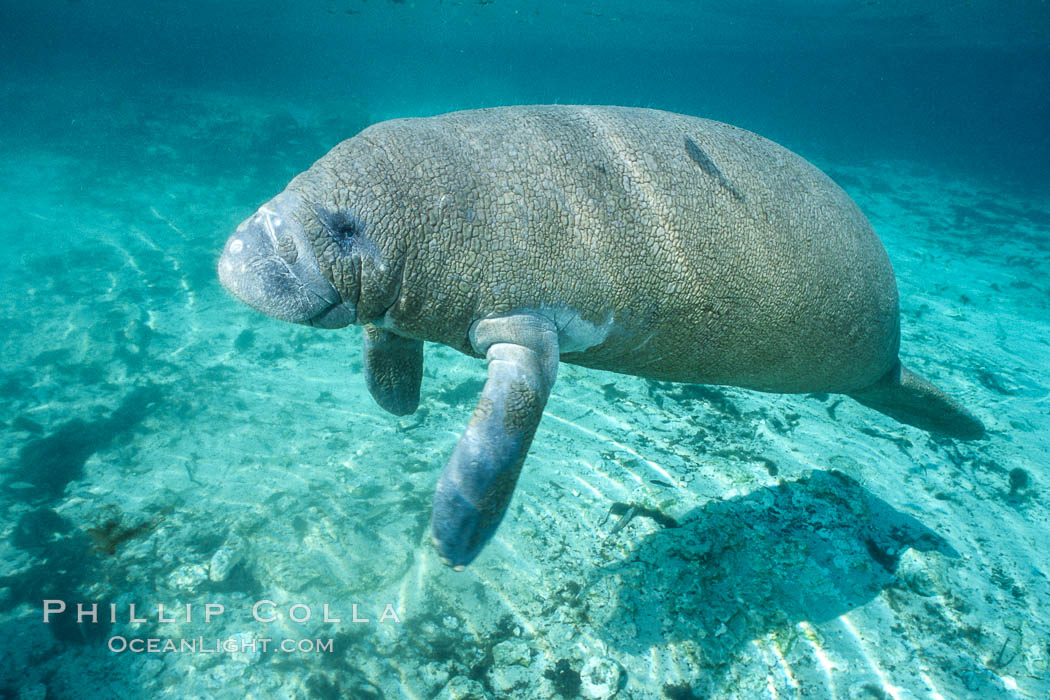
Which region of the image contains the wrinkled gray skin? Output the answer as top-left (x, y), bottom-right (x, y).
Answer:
top-left (218, 105), bottom-right (985, 569)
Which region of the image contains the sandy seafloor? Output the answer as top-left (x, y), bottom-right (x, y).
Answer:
top-left (1, 82), bottom-right (1049, 700)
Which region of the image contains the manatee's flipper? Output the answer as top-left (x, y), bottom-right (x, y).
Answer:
top-left (849, 360), bottom-right (985, 440)
top-left (362, 325), bottom-right (423, 416)
top-left (431, 314), bottom-right (559, 569)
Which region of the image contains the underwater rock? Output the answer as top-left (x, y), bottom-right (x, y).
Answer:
top-left (1008, 467), bottom-right (1030, 500)
top-left (436, 675), bottom-right (488, 700)
top-left (489, 664), bottom-right (532, 695)
top-left (201, 663), bottom-right (251, 688)
top-left (488, 638), bottom-right (538, 694)
top-left (492, 638), bottom-right (531, 666)
top-left (229, 631), bottom-right (261, 665)
top-left (580, 656), bottom-right (622, 699)
top-left (417, 662), bottom-right (451, 695)
top-left (544, 658), bottom-right (582, 696)
top-left (208, 535), bottom-right (246, 582)
top-left (168, 563), bottom-right (208, 593)
top-left (896, 549), bottom-right (942, 597)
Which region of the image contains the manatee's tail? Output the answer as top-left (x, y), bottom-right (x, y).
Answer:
top-left (848, 360), bottom-right (985, 440)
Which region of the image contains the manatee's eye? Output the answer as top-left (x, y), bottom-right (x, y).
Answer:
top-left (314, 206), bottom-right (361, 254)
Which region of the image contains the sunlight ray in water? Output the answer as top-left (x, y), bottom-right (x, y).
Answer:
top-left (838, 613), bottom-right (904, 700)
top-left (749, 640), bottom-right (782, 699)
top-left (112, 240), bottom-right (149, 281)
top-left (767, 636), bottom-right (800, 691)
top-left (569, 469), bottom-right (608, 499)
top-left (468, 563), bottom-right (545, 642)
top-left (919, 670), bottom-right (950, 700)
top-left (399, 552), bottom-right (425, 612)
top-left (797, 621), bottom-right (836, 694)
top-left (573, 457), bottom-right (635, 497)
top-left (545, 409), bottom-right (673, 486)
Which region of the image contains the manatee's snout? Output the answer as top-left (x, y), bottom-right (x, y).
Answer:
top-left (219, 191), bottom-right (354, 328)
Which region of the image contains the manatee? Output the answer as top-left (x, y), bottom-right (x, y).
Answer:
top-left (218, 105), bottom-right (984, 569)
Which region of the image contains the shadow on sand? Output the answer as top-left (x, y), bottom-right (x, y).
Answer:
top-left (593, 469), bottom-right (957, 694)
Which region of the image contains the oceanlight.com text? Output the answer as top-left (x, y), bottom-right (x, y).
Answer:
top-left (107, 636), bottom-right (335, 654)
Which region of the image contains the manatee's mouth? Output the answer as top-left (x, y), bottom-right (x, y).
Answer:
top-left (219, 241), bottom-right (336, 325)
top-left (307, 301), bottom-right (356, 328)
top-left (219, 191), bottom-right (354, 327)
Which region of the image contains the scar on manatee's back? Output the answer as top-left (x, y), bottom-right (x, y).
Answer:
top-left (684, 135), bottom-right (744, 201)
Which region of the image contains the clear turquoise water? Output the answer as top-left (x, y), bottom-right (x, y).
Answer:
top-left (2, 2), bottom-right (1049, 698)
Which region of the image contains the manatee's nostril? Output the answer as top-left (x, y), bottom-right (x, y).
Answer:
top-left (276, 234), bottom-right (299, 265)
top-left (228, 238), bottom-right (244, 254)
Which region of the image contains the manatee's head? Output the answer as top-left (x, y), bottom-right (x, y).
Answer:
top-left (218, 190), bottom-right (356, 328)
